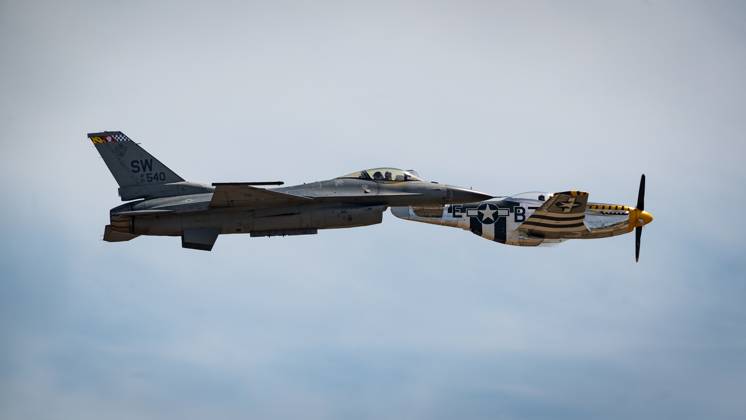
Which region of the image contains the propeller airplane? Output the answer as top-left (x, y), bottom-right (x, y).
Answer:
top-left (392, 175), bottom-right (653, 262)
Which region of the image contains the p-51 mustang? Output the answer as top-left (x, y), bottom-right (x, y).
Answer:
top-left (89, 131), bottom-right (492, 251)
top-left (392, 176), bottom-right (653, 261)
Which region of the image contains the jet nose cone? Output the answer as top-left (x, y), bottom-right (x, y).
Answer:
top-left (447, 186), bottom-right (493, 203)
top-left (640, 210), bottom-right (654, 225)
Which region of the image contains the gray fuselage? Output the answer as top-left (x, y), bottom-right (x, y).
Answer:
top-left (108, 177), bottom-right (492, 244)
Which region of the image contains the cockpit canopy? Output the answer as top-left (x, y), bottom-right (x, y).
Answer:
top-left (339, 167), bottom-right (423, 182)
top-left (508, 191), bottom-right (551, 201)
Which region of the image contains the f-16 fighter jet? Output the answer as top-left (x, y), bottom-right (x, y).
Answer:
top-left (89, 131), bottom-right (492, 251)
top-left (392, 176), bottom-right (654, 261)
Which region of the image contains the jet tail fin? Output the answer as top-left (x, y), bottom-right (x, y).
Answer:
top-left (88, 131), bottom-right (185, 200)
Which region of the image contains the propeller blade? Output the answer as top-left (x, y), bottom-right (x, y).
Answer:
top-left (636, 174), bottom-right (646, 211)
top-left (635, 226), bottom-right (642, 262)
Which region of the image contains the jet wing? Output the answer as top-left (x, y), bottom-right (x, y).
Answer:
top-left (209, 183), bottom-right (312, 208)
top-left (518, 191), bottom-right (590, 238)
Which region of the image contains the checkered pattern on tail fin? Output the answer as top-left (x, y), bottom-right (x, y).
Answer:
top-left (87, 131), bottom-right (184, 192)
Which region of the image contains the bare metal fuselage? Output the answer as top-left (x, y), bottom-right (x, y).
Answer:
top-left (391, 193), bottom-right (653, 247)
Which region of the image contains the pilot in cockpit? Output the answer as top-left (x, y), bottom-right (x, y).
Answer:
top-left (373, 171), bottom-right (384, 180)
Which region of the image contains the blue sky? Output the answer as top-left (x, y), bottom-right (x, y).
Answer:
top-left (1, 1), bottom-right (745, 419)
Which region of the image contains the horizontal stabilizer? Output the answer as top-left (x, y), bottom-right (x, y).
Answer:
top-left (103, 225), bottom-right (139, 242)
top-left (210, 184), bottom-right (311, 209)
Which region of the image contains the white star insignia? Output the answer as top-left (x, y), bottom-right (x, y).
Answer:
top-left (479, 205), bottom-right (497, 222)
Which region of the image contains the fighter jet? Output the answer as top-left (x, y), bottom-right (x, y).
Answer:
top-left (391, 176), bottom-right (654, 261)
top-left (89, 131), bottom-right (492, 251)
